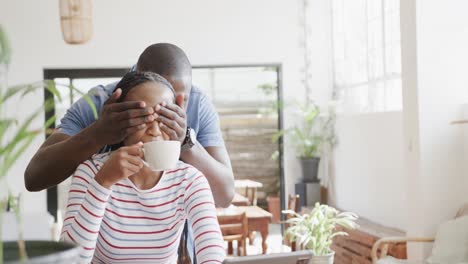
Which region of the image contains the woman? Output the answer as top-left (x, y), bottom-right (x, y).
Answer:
top-left (60, 71), bottom-right (225, 264)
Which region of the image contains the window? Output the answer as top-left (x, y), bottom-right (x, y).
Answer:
top-left (332, 0), bottom-right (402, 112)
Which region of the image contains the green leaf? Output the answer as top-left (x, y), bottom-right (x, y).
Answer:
top-left (0, 98), bottom-right (54, 159)
top-left (272, 129), bottom-right (287, 143)
top-left (0, 132), bottom-right (36, 176)
top-left (283, 203), bottom-right (358, 254)
top-left (44, 79), bottom-right (62, 102)
top-left (1, 83), bottom-right (36, 104)
top-left (0, 118), bottom-right (16, 142)
top-left (0, 25), bottom-right (12, 65)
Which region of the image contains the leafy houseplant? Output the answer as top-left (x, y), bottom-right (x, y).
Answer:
top-left (273, 102), bottom-right (336, 183)
top-left (283, 203), bottom-right (358, 264)
top-left (0, 25), bottom-right (96, 263)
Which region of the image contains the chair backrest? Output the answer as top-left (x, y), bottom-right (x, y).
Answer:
top-left (218, 212), bottom-right (248, 241)
top-left (285, 194), bottom-right (300, 251)
top-left (218, 212), bottom-right (248, 256)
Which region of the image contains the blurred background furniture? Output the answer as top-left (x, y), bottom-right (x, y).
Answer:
top-left (372, 237), bottom-right (432, 264)
top-left (217, 205), bottom-right (272, 254)
top-left (218, 212), bottom-right (248, 256)
top-left (294, 182), bottom-right (320, 208)
top-left (371, 204), bottom-right (468, 264)
top-left (235, 179), bottom-right (263, 206)
top-left (232, 193), bottom-right (250, 206)
top-left (331, 216), bottom-right (407, 264)
top-left (284, 194), bottom-right (300, 251)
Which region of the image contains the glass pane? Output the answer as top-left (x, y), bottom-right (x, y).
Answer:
top-left (342, 0), bottom-right (368, 85)
top-left (369, 81), bottom-right (385, 112)
top-left (367, 0), bottom-right (382, 20)
top-left (193, 67), bottom-right (278, 111)
top-left (192, 66), bottom-right (280, 203)
top-left (385, 78), bottom-right (402, 111)
top-left (332, 0), bottom-right (402, 113)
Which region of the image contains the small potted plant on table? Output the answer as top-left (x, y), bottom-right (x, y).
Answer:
top-left (283, 203), bottom-right (358, 264)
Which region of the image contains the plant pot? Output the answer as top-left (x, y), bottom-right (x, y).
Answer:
top-left (300, 157), bottom-right (320, 183)
top-left (266, 196), bottom-right (281, 224)
top-left (3, 240), bottom-right (80, 264)
top-left (309, 251), bottom-right (334, 264)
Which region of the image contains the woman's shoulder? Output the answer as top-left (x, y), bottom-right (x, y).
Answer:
top-left (164, 161), bottom-right (202, 183)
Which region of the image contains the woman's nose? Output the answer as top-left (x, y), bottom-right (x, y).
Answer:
top-left (146, 120), bottom-right (162, 137)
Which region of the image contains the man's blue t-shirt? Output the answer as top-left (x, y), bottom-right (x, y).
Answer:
top-left (57, 81), bottom-right (224, 148)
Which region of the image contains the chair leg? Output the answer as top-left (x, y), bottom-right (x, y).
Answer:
top-left (237, 240), bottom-right (241, 256)
top-left (228, 241), bottom-right (233, 255)
top-left (249, 231), bottom-right (255, 245)
top-left (243, 239), bottom-right (247, 256)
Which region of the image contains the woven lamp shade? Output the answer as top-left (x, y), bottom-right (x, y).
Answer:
top-left (59, 0), bottom-right (93, 44)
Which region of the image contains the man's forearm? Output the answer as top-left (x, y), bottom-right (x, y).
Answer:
top-left (24, 124), bottom-right (103, 191)
top-left (180, 143), bottom-right (234, 208)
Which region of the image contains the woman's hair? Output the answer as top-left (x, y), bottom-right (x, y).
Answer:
top-left (109, 71), bottom-right (176, 151)
top-left (114, 71), bottom-right (176, 102)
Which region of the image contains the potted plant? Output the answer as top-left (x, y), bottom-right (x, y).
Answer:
top-left (0, 25), bottom-right (96, 263)
top-left (283, 203), bottom-right (358, 264)
top-left (273, 102), bottom-right (336, 183)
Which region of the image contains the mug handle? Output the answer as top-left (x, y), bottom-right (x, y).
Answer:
top-left (141, 148), bottom-right (150, 167)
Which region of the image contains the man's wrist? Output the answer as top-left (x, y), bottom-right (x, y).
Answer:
top-left (180, 142), bottom-right (198, 161)
top-left (181, 127), bottom-right (196, 151)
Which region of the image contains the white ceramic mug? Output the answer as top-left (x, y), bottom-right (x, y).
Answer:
top-left (143, 140), bottom-right (181, 171)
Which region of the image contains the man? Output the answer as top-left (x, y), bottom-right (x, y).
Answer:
top-left (24, 43), bottom-right (235, 207)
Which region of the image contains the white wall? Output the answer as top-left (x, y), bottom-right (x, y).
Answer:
top-left (0, 0), bottom-right (305, 213)
top-left (331, 112), bottom-right (407, 230)
top-left (402, 0), bottom-right (468, 259)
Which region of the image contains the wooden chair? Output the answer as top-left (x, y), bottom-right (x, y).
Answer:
top-left (284, 194), bottom-right (300, 251)
top-left (371, 204), bottom-right (468, 264)
top-left (218, 212), bottom-right (248, 256)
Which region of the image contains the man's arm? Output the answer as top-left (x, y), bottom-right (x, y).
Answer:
top-left (180, 144), bottom-right (234, 208)
top-left (25, 127), bottom-right (102, 191)
top-left (24, 89), bottom-right (154, 191)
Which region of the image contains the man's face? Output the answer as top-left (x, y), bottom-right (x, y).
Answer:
top-left (163, 75), bottom-right (192, 109)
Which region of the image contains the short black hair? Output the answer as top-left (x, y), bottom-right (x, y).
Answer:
top-left (136, 43), bottom-right (191, 80)
top-left (115, 71), bottom-right (176, 103)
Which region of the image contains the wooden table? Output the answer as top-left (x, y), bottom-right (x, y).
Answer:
top-left (231, 193), bottom-right (250, 206)
top-left (217, 205), bottom-right (272, 254)
top-left (234, 180), bottom-right (263, 206)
